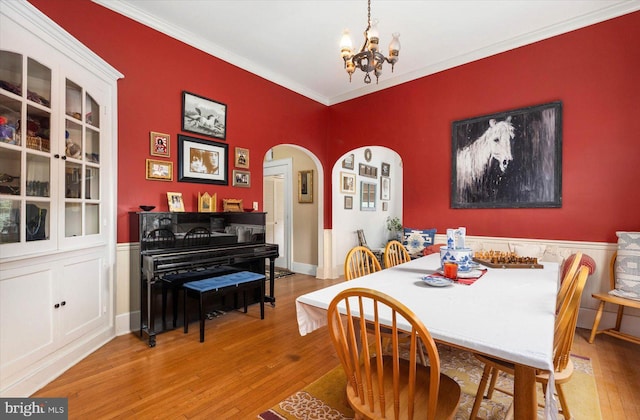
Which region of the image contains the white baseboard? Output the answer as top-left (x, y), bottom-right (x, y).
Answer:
top-left (291, 261), bottom-right (316, 276)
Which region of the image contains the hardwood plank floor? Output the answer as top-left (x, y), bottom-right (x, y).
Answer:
top-left (33, 274), bottom-right (640, 419)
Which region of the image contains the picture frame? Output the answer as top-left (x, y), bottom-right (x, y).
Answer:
top-left (382, 202), bottom-right (388, 211)
top-left (198, 192), bottom-right (217, 212)
top-left (150, 131), bottom-right (170, 157)
top-left (182, 91), bottom-right (227, 140)
top-left (340, 172), bottom-right (356, 194)
top-left (381, 162), bottom-right (390, 177)
top-left (232, 169), bottom-right (251, 187)
top-left (222, 198), bottom-right (243, 212)
top-left (451, 101), bottom-right (562, 208)
top-left (235, 147), bottom-right (249, 169)
top-left (381, 176), bottom-right (390, 200)
top-left (342, 153), bottom-right (354, 170)
top-left (167, 192), bottom-right (185, 212)
top-left (178, 134), bottom-right (228, 185)
top-left (358, 163), bottom-right (378, 178)
top-left (360, 181), bottom-right (376, 211)
top-left (298, 170), bottom-right (313, 203)
top-left (344, 195), bottom-right (353, 210)
top-left (146, 159), bottom-right (173, 181)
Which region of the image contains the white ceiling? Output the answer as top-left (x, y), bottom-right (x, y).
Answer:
top-left (94, 0), bottom-right (639, 105)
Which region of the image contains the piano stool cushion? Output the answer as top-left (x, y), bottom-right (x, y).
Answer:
top-left (183, 271), bottom-right (265, 292)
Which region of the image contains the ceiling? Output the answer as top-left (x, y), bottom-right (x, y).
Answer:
top-left (94, 0), bottom-right (639, 105)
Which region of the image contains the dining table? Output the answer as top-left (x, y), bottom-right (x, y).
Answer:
top-left (295, 253), bottom-right (560, 420)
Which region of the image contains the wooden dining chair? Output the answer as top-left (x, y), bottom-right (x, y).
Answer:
top-left (556, 252), bottom-right (583, 313)
top-left (384, 240), bottom-right (411, 268)
top-left (469, 266), bottom-right (590, 420)
top-left (327, 287), bottom-right (461, 420)
top-left (589, 251), bottom-right (640, 345)
top-left (344, 246), bottom-right (382, 280)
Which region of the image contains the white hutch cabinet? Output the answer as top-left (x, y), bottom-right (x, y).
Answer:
top-left (0, 1), bottom-right (122, 396)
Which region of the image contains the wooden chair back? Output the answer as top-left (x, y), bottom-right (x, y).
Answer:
top-left (184, 226), bottom-right (211, 247)
top-left (554, 266), bottom-right (589, 371)
top-left (384, 240), bottom-right (411, 268)
top-left (146, 228), bottom-right (176, 249)
top-left (327, 287), bottom-right (460, 420)
top-left (556, 252), bottom-right (583, 313)
top-left (344, 246), bottom-right (382, 280)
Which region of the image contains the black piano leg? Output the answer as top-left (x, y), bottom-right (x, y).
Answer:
top-left (265, 257), bottom-right (276, 306)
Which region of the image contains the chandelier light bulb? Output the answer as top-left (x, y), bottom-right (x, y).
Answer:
top-left (340, 29), bottom-right (354, 60)
top-left (367, 18), bottom-right (379, 52)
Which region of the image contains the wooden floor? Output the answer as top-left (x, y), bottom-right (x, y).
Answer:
top-left (33, 274), bottom-right (640, 419)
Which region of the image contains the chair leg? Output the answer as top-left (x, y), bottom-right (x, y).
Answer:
top-left (556, 383), bottom-right (571, 420)
top-left (589, 301), bottom-right (606, 343)
top-left (470, 364), bottom-right (493, 420)
top-left (486, 367), bottom-right (498, 399)
top-left (614, 305), bottom-right (625, 331)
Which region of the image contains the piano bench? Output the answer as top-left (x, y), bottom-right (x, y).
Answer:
top-left (183, 271), bottom-right (266, 342)
top-left (162, 266), bottom-right (239, 329)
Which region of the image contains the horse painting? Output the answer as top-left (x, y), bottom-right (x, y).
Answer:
top-left (455, 117), bottom-right (515, 202)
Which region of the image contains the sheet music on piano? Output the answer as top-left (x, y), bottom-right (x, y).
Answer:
top-left (131, 211), bottom-right (279, 347)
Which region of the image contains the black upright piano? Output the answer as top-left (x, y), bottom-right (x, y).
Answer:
top-left (130, 211), bottom-right (279, 347)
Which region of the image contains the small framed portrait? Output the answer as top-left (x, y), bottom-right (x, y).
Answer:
top-left (381, 176), bottom-right (390, 200)
top-left (222, 198), bottom-right (243, 212)
top-left (167, 192), bottom-right (185, 212)
top-left (146, 159), bottom-right (173, 181)
top-left (182, 91), bottom-right (227, 140)
top-left (344, 195), bottom-right (353, 210)
top-left (342, 153), bottom-right (354, 170)
top-left (382, 202), bottom-right (389, 211)
top-left (340, 172), bottom-right (356, 194)
top-left (198, 192), bottom-right (217, 212)
top-left (381, 162), bottom-right (390, 177)
top-left (235, 147), bottom-right (249, 169)
top-left (232, 170), bottom-right (251, 187)
top-left (150, 131), bottom-right (170, 157)
top-left (298, 170), bottom-right (313, 203)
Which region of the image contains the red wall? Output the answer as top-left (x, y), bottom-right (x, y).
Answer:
top-left (329, 11), bottom-right (640, 243)
top-left (30, 1), bottom-right (639, 244)
top-left (29, 0), bottom-right (329, 243)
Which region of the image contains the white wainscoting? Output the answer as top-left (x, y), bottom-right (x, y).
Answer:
top-left (117, 235), bottom-right (639, 339)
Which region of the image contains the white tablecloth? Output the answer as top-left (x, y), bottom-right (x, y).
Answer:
top-left (296, 253), bottom-right (559, 418)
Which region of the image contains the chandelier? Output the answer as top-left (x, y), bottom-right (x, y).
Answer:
top-left (340, 0), bottom-right (401, 84)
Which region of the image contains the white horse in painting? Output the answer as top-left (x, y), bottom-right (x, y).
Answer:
top-left (456, 117), bottom-right (515, 200)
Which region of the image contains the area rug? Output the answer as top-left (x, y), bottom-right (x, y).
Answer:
top-left (258, 346), bottom-right (601, 420)
top-left (266, 268), bottom-right (295, 280)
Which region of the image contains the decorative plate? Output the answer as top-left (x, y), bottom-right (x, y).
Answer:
top-left (422, 276), bottom-right (453, 287)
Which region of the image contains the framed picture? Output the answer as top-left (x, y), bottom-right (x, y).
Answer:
top-left (344, 195), bottom-right (353, 210)
top-left (381, 176), bottom-right (390, 200)
top-left (150, 131), bottom-right (170, 157)
top-left (146, 159), bottom-right (173, 181)
top-left (167, 192), bottom-right (185, 212)
top-left (298, 170), bottom-right (313, 203)
top-left (340, 172), bottom-right (356, 194)
top-left (359, 163), bottom-right (378, 178)
top-left (451, 101), bottom-right (562, 208)
top-left (382, 202), bottom-right (388, 211)
top-left (178, 134), bottom-right (228, 185)
top-left (235, 147), bottom-right (249, 169)
top-left (182, 91), bottom-right (227, 140)
top-left (381, 162), bottom-right (390, 177)
top-left (360, 182), bottom-right (376, 211)
top-left (232, 169), bottom-right (251, 187)
top-left (222, 198), bottom-right (243, 212)
top-left (198, 192), bottom-right (217, 212)
top-left (342, 153), bottom-right (354, 170)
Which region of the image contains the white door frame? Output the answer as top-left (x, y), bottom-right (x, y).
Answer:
top-left (263, 158), bottom-right (293, 270)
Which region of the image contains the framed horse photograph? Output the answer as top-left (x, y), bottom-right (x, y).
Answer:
top-left (451, 101), bottom-right (562, 209)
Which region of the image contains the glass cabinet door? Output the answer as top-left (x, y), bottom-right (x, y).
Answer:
top-left (63, 79), bottom-right (101, 238)
top-left (0, 51), bottom-right (52, 245)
